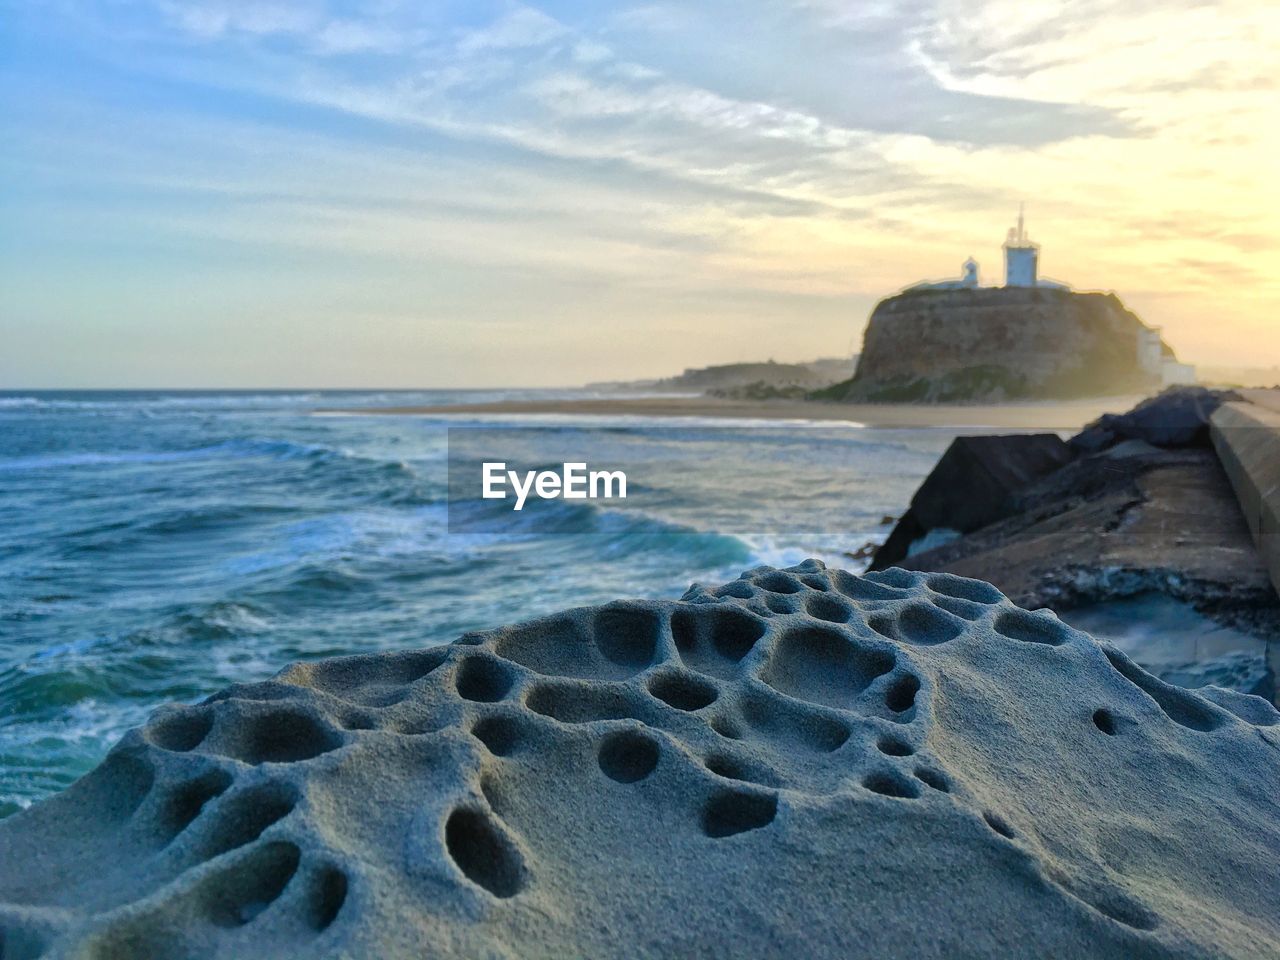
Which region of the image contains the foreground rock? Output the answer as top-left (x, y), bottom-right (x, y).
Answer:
top-left (2, 562), bottom-right (1278, 959)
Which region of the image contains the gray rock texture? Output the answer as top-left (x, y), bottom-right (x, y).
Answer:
top-left (2, 561), bottom-right (1279, 959)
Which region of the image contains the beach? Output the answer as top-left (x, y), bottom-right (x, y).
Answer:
top-left (325, 394), bottom-right (1150, 431)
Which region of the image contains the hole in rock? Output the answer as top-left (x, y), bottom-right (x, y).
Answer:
top-left (897, 603), bottom-right (963, 646)
top-left (805, 593), bottom-right (851, 624)
top-left (150, 709), bottom-right (214, 753)
top-left (704, 755), bottom-right (747, 781)
top-left (710, 716), bottom-right (742, 740)
top-left (993, 609), bottom-right (1067, 646)
top-left (704, 755), bottom-right (777, 786)
top-left (648, 672), bottom-right (718, 712)
top-left (394, 715), bottom-right (447, 736)
top-left (741, 693), bottom-right (850, 753)
top-left (762, 625), bottom-right (894, 709)
top-left (1084, 888), bottom-right (1159, 930)
top-left (719, 580), bottom-right (755, 599)
top-left (493, 615), bottom-right (598, 680)
top-left (200, 783), bottom-right (296, 860)
top-left (205, 841), bottom-right (301, 927)
top-left (525, 683), bottom-right (642, 724)
top-left (671, 606), bottom-right (765, 675)
top-left (236, 709), bottom-right (342, 765)
top-left (931, 595), bottom-right (985, 622)
top-left (254, 716), bottom-right (340, 768)
top-left (341, 713), bottom-right (376, 731)
top-left (598, 729), bottom-right (660, 783)
top-left (885, 674), bottom-right (921, 714)
top-left (867, 614), bottom-right (900, 642)
top-left (158, 768), bottom-right (234, 841)
top-left (831, 570), bottom-right (904, 601)
top-left (307, 866), bottom-right (348, 932)
top-left (877, 736), bottom-right (914, 757)
top-left (915, 767), bottom-right (949, 792)
top-left (304, 648), bottom-right (446, 695)
top-left (1102, 648), bottom-right (1224, 732)
top-left (456, 657), bottom-right (514, 703)
top-left (593, 605), bottom-right (660, 670)
top-left (702, 789), bottom-right (778, 838)
top-left (758, 572), bottom-right (802, 594)
top-left (927, 574), bottom-right (1002, 604)
top-left (871, 569), bottom-right (918, 589)
top-left (472, 715), bottom-right (523, 756)
top-left (984, 811), bottom-right (1015, 839)
top-left (1050, 869), bottom-right (1160, 931)
top-left (765, 595), bottom-right (796, 614)
top-left (862, 772), bottom-right (921, 799)
top-left (445, 809), bottom-right (525, 898)
top-left (708, 609), bottom-right (766, 661)
top-left (1092, 709), bottom-right (1117, 735)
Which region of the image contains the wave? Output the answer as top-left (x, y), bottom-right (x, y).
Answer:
top-left (0, 392), bottom-right (326, 412)
top-left (0, 437), bottom-right (371, 473)
top-left (446, 494), bottom-right (752, 559)
top-left (0, 449), bottom-right (221, 472)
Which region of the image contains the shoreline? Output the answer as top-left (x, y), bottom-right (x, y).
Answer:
top-left (318, 394), bottom-right (1151, 430)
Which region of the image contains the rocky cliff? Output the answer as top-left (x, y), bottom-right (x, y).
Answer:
top-left (820, 288), bottom-right (1166, 403)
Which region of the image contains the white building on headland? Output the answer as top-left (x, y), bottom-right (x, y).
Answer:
top-left (1003, 206), bottom-right (1041, 286)
top-left (1138, 327), bottom-right (1198, 386)
top-left (902, 208), bottom-right (1197, 387)
top-left (907, 206), bottom-right (1070, 293)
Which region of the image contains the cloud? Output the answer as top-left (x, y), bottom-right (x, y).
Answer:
top-left (156, 0), bottom-right (323, 40)
top-left (456, 7), bottom-right (567, 54)
top-left (311, 18), bottom-right (413, 55)
top-left (5, 0), bottom-right (1278, 382)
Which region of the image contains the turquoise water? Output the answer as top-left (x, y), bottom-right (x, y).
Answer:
top-left (0, 390), bottom-right (956, 814)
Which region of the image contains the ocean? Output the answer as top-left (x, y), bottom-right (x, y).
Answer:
top-left (0, 389), bottom-right (962, 815)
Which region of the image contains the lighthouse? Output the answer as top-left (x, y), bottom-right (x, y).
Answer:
top-left (1003, 205), bottom-right (1039, 287)
top-left (902, 209), bottom-right (1068, 293)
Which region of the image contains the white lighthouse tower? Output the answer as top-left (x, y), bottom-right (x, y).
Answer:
top-left (1003, 204), bottom-right (1039, 287)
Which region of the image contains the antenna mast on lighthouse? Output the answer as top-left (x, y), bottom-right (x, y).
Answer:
top-left (1003, 203), bottom-right (1039, 286)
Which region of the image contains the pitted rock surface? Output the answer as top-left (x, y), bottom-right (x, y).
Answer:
top-left (1, 561), bottom-right (1278, 959)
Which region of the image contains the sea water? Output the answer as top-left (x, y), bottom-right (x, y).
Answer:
top-left (0, 389), bottom-right (959, 814)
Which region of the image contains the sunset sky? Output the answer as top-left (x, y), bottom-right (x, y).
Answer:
top-left (3, 1), bottom-right (1277, 387)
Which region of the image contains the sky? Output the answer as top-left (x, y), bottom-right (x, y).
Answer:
top-left (1, 0), bottom-right (1277, 388)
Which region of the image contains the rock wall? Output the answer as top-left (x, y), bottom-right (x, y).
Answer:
top-left (823, 288), bottom-right (1165, 403)
top-left (1212, 398), bottom-right (1280, 597)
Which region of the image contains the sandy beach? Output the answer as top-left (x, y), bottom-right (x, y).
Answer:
top-left (324, 394), bottom-right (1152, 431)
